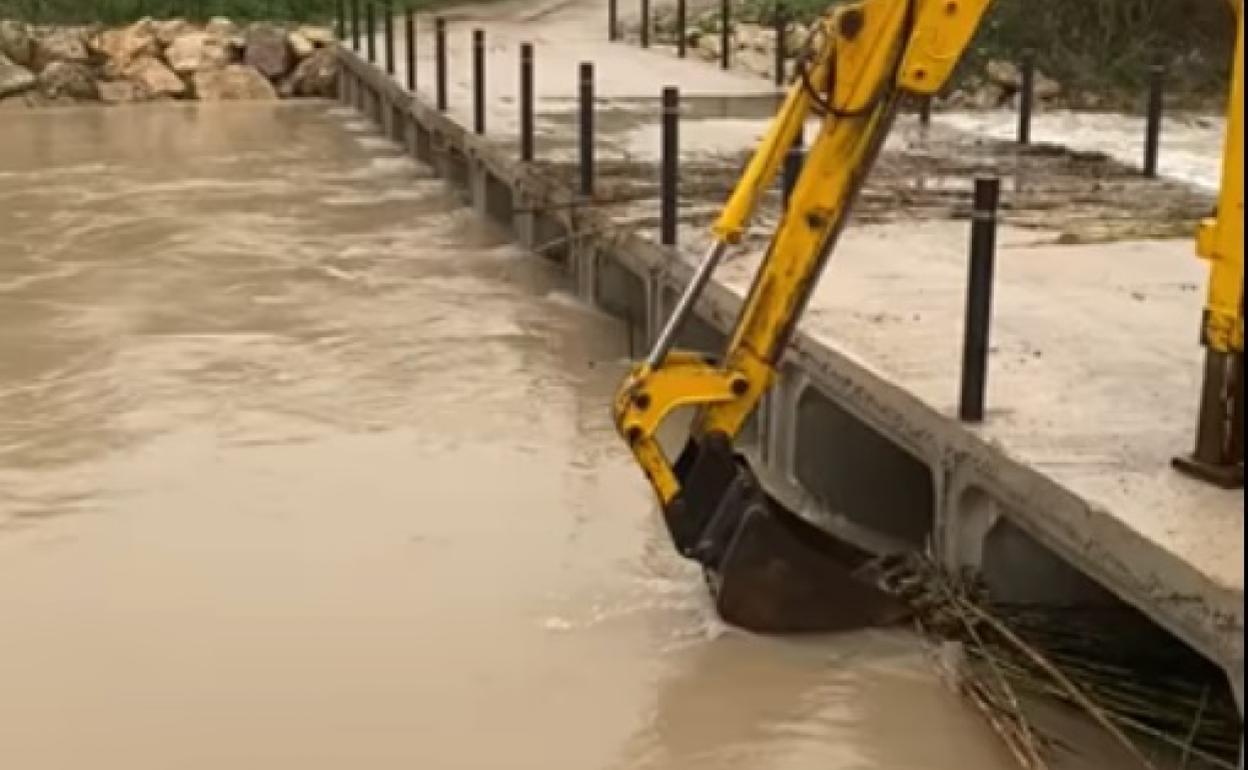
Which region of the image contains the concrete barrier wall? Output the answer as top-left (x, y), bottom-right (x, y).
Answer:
top-left (335, 50), bottom-right (1243, 715)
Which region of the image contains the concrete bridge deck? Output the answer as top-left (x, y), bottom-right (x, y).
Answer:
top-left (347, 0), bottom-right (1243, 712)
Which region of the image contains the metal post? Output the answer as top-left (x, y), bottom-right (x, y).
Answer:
top-left (337, 0), bottom-right (346, 40)
top-left (959, 177), bottom-right (1000, 422)
top-left (774, 3), bottom-right (786, 86)
top-left (677, 0), bottom-right (687, 57)
top-left (1017, 52), bottom-right (1034, 145)
top-left (384, 0), bottom-right (395, 76)
top-left (660, 87), bottom-right (679, 246)
top-left (520, 43), bottom-right (535, 162)
top-left (919, 95), bottom-right (932, 126)
top-left (405, 7), bottom-right (415, 92)
top-left (351, 0), bottom-right (360, 50)
top-left (473, 29), bottom-right (486, 135)
top-left (579, 62), bottom-right (594, 197)
top-left (609, 0), bottom-right (618, 41)
top-left (640, 0), bottom-right (650, 48)
top-left (435, 17), bottom-right (448, 111)
top-left (366, 0), bottom-right (376, 63)
top-left (1173, 350), bottom-right (1245, 488)
top-left (1144, 62), bottom-right (1165, 177)
top-left (720, 0), bottom-right (730, 70)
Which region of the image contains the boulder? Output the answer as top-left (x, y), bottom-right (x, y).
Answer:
top-left (785, 22), bottom-right (808, 53)
top-left (91, 18), bottom-right (157, 77)
top-left (37, 60), bottom-right (97, 99)
top-left (1035, 70), bottom-right (1061, 100)
top-left (153, 18), bottom-right (190, 48)
top-left (97, 78), bottom-right (145, 104)
top-left (32, 27), bottom-right (89, 71)
top-left (165, 31), bottom-right (229, 74)
top-left (191, 64), bottom-right (278, 100)
top-left (0, 53), bottom-right (36, 97)
top-left (205, 17), bottom-right (238, 37)
top-left (125, 55), bottom-right (185, 97)
top-left (296, 25), bottom-right (336, 48)
top-left (243, 24), bottom-right (291, 80)
top-left (733, 22), bottom-right (761, 51)
top-left (279, 47), bottom-right (337, 97)
top-left (736, 48), bottom-right (773, 79)
top-left (697, 32), bottom-right (723, 62)
top-left (986, 59), bottom-right (1022, 90)
top-left (0, 19), bottom-right (32, 66)
top-left (287, 30), bottom-right (314, 60)
top-left (751, 28), bottom-right (777, 53)
top-left (969, 82), bottom-right (1006, 109)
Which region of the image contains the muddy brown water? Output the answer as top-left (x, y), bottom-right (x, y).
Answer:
top-left (0, 101), bottom-right (1019, 769)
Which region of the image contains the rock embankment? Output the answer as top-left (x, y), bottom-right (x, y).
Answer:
top-left (632, 8), bottom-right (1069, 110)
top-left (0, 17), bottom-right (338, 107)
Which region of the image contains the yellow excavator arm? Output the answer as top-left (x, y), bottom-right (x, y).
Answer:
top-left (613, 0), bottom-right (1243, 630)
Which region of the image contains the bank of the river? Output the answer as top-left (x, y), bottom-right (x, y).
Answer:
top-left (0, 16), bottom-right (337, 107)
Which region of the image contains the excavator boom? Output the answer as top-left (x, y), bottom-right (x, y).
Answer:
top-left (615, 0), bottom-right (1243, 633)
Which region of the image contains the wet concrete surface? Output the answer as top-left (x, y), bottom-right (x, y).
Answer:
top-left (0, 101), bottom-right (1026, 769)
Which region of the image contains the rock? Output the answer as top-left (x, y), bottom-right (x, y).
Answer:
top-left (32, 27), bottom-right (89, 71)
top-left (125, 55), bottom-right (185, 98)
top-left (279, 47), bottom-right (337, 97)
top-left (287, 30), bottom-right (314, 60)
top-left (736, 48), bottom-right (773, 79)
top-left (37, 60), bottom-right (97, 99)
top-left (1035, 70), bottom-right (1061, 100)
top-left (785, 22), bottom-right (808, 53)
top-left (191, 64), bottom-right (278, 100)
top-left (153, 18), bottom-right (190, 48)
top-left (296, 25), bottom-right (336, 48)
top-left (986, 59), bottom-right (1021, 90)
top-left (91, 18), bottom-right (157, 77)
top-left (244, 24), bottom-right (291, 80)
top-left (165, 31), bottom-right (229, 74)
top-left (697, 32), bottom-right (723, 62)
top-left (734, 22), bottom-right (761, 52)
top-left (969, 82), bottom-right (1006, 109)
top-left (0, 19), bottom-right (33, 66)
top-left (751, 28), bottom-right (778, 53)
top-left (205, 17), bottom-right (238, 37)
top-left (0, 53), bottom-right (36, 97)
top-left (97, 79), bottom-right (145, 104)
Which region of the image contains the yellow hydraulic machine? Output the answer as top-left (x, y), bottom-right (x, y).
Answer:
top-left (613, 0), bottom-right (1245, 632)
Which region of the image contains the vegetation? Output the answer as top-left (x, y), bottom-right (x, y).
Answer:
top-left (737, 0), bottom-right (1236, 104)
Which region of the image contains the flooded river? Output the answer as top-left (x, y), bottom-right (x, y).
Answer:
top-left (0, 102), bottom-right (1014, 769)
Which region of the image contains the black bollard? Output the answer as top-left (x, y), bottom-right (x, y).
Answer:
top-left (773, 3), bottom-right (786, 86)
top-left (720, 0), bottom-right (730, 70)
top-left (1017, 52), bottom-right (1034, 145)
top-left (677, 0), bottom-right (687, 57)
top-left (641, 0), bottom-right (650, 48)
top-left (384, 0), bottom-right (395, 75)
top-left (609, 0), bottom-right (619, 41)
top-left (473, 29), bottom-right (486, 135)
top-left (351, 0), bottom-right (361, 50)
top-left (660, 87), bottom-right (680, 246)
top-left (579, 62), bottom-right (595, 197)
top-left (520, 43), bottom-right (535, 161)
top-left (959, 177), bottom-right (1001, 423)
top-left (366, 0), bottom-right (376, 62)
top-left (404, 6), bottom-right (415, 92)
top-left (1144, 62), bottom-right (1165, 177)
top-left (435, 17), bottom-right (448, 111)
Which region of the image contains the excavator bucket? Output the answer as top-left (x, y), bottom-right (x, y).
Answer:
top-left (666, 434), bottom-right (910, 633)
